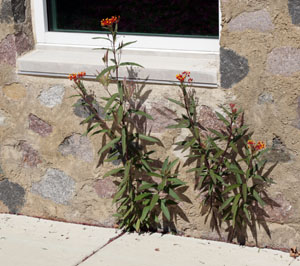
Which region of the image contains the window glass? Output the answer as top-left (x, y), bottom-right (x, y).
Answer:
top-left (47, 0), bottom-right (219, 38)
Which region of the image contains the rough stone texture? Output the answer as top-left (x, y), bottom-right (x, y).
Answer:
top-left (264, 136), bottom-right (292, 163)
top-left (198, 105), bottom-right (226, 137)
top-left (38, 85), bottom-right (65, 108)
top-left (73, 99), bottom-right (105, 119)
top-left (18, 141), bottom-right (42, 168)
top-left (11, 0), bottom-right (26, 23)
top-left (0, 0), bottom-right (13, 23)
top-left (0, 109), bottom-right (8, 126)
top-left (58, 133), bottom-right (94, 163)
top-left (264, 193), bottom-right (292, 224)
top-left (258, 92), bottom-right (274, 105)
top-left (31, 168), bottom-right (75, 205)
top-left (228, 9), bottom-right (274, 32)
top-left (15, 31), bottom-right (32, 55)
top-left (94, 178), bottom-right (117, 199)
top-left (142, 100), bottom-right (177, 133)
top-left (266, 47), bottom-right (300, 76)
top-left (0, 179), bottom-right (25, 213)
top-left (0, 34), bottom-right (16, 66)
top-left (220, 48), bottom-right (249, 89)
top-left (288, 0), bottom-right (300, 25)
top-left (2, 83), bottom-right (26, 100)
top-left (28, 114), bottom-right (52, 137)
top-left (292, 96), bottom-right (300, 129)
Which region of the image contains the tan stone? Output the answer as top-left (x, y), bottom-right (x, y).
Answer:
top-left (2, 83), bottom-right (27, 100)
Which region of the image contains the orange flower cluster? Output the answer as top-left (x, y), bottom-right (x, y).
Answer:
top-left (101, 16), bottom-right (120, 27)
top-left (176, 71), bottom-right (193, 83)
top-left (69, 72), bottom-right (86, 81)
top-left (229, 103), bottom-right (237, 114)
top-left (247, 140), bottom-right (266, 152)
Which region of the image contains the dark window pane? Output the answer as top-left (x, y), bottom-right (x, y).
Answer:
top-left (47, 0), bottom-right (218, 37)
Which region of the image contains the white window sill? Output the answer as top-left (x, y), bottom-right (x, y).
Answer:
top-left (17, 44), bottom-right (219, 87)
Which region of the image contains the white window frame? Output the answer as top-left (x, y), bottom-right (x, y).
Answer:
top-left (32, 0), bottom-right (220, 53)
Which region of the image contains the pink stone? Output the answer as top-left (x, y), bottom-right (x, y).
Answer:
top-left (0, 35), bottom-right (16, 66)
top-left (94, 178), bottom-right (117, 199)
top-left (28, 114), bottom-right (52, 137)
top-left (15, 32), bottom-right (32, 56)
top-left (18, 141), bottom-right (42, 168)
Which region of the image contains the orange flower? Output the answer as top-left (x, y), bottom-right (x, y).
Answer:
top-left (247, 140), bottom-right (265, 152)
top-left (101, 16), bottom-right (120, 27)
top-left (176, 71), bottom-right (192, 83)
top-left (69, 72), bottom-right (86, 81)
top-left (229, 103), bottom-right (237, 114)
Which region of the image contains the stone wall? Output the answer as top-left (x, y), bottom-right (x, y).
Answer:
top-left (0, 0), bottom-right (300, 249)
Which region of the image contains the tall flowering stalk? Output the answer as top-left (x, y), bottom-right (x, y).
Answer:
top-left (69, 17), bottom-right (185, 232)
top-left (168, 72), bottom-right (273, 243)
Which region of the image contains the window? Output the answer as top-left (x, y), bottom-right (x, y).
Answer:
top-left (19, 0), bottom-right (220, 87)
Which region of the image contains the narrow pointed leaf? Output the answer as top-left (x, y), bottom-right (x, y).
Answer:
top-left (103, 167), bottom-right (124, 178)
top-left (161, 200), bottom-right (170, 221)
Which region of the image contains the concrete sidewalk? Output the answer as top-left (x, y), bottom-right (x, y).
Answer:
top-left (0, 214), bottom-right (299, 266)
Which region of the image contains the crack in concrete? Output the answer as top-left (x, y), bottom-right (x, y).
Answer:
top-left (74, 231), bottom-right (125, 266)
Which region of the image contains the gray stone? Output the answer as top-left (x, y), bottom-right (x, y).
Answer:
top-left (288, 0), bottom-right (300, 25)
top-left (228, 9), bottom-right (274, 32)
top-left (264, 137), bottom-right (292, 163)
top-left (94, 178), bottom-right (117, 198)
top-left (266, 47), bottom-right (300, 76)
top-left (0, 0), bottom-right (13, 23)
top-left (31, 168), bottom-right (75, 205)
top-left (58, 134), bottom-right (94, 163)
top-left (220, 48), bottom-right (249, 89)
top-left (0, 179), bottom-right (25, 213)
top-left (28, 114), bottom-right (52, 137)
top-left (73, 99), bottom-right (105, 119)
top-left (258, 92), bottom-right (274, 105)
top-left (11, 0), bottom-right (26, 23)
top-left (38, 85), bottom-right (65, 108)
top-left (18, 141), bottom-right (42, 168)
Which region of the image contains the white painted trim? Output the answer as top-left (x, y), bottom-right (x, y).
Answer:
top-left (32, 0), bottom-right (220, 53)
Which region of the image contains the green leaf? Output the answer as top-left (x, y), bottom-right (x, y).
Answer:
top-left (161, 200), bottom-right (171, 221)
top-left (98, 136), bottom-right (121, 156)
top-left (91, 129), bottom-right (109, 136)
top-left (92, 36), bottom-right (111, 41)
top-left (103, 167), bottom-right (124, 178)
top-left (141, 206), bottom-right (150, 221)
top-left (168, 178), bottom-right (185, 186)
top-left (119, 62), bottom-right (144, 68)
top-left (147, 172), bottom-right (162, 178)
top-left (230, 142), bottom-right (238, 153)
top-left (117, 105), bottom-right (123, 124)
top-left (117, 81), bottom-right (123, 102)
top-left (166, 120), bottom-right (189, 129)
top-left (242, 184), bottom-right (247, 202)
top-left (112, 184), bottom-right (127, 203)
top-left (130, 110), bottom-right (153, 120)
top-left (222, 184), bottom-right (240, 194)
top-left (149, 194), bottom-right (159, 211)
top-left (117, 40), bottom-right (137, 50)
top-left (104, 93), bottom-right (119, 112)
top-left (169, 188), bottom-right (181, 201)
top-left (208, 128), bottom-right (226, 139)
top-left (83, 122), bottom-right (101, 136)
top-left (243, 205), bottom-right (251, 222)
top-left (141, 159), bottom-right (151, 172)
top-left (135, 192), bottom-right (152, 202)
top-left (209, 169), bottom-right (217, 184)
top-left (167, 158), bottom-right (179, 172)
top-left (139, 182), bottom-right (155, 191)
top-left (219, 196), bottom-right (235, 212)
top-left (162, 157), bottom-right (169, 173)
top-left (236, 173), bottom-right (243, 185)
top-left (215, 111), bottom-right (230, 126)
top-left (121, 127), bottom-right (126, 156)
top-left (135, 218), bottom-right (141, 232)
top-left (97, 65), bottom-right (117, 79)
top-left (81, 114), bottom-right (95, 124)
top-left (253, 189), bottom-right (265, 207)
top-left (124, 161), bottom-right (131, 179)
top-left (167, 98), bottom-right (184, 107)
top-left (138, 134), bottom-right (159, 143)
top-left (231, 194), bottom-right (241, 213)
